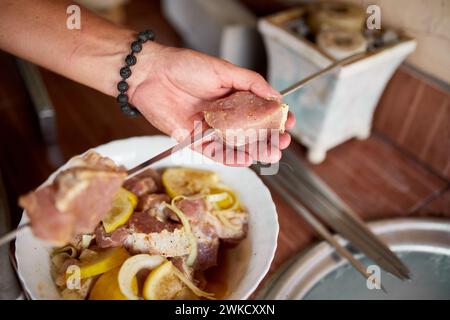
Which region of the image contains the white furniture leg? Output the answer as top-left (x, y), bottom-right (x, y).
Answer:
top-left (356, 125), bottom-right (371, 140)
top-left (307, 147), bottom-right (327, 164)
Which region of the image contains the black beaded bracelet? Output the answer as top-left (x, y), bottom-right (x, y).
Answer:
top-left (116, 29), bottom-right (155, 117)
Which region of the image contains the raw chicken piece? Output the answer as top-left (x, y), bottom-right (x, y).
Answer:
top-left (19, 151), bottom-right (126, 245)
top-left (204, 91), bottom-right (289, 146)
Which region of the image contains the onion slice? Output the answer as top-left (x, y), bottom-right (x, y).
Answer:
top-left (118, 254), bottom-right (165, 300)
top-left (206, 192), bottom-right (231, 204)
top-left (172, 267), bottom-right (216, 300)
top-left (164, 198), bottom-right (198, 266)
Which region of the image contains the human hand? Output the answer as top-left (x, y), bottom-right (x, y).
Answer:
top-left (130, 43), bottom-right (295, 166)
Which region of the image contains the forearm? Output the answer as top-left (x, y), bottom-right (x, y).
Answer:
top-left (0, 0), bottom-right (158, 97)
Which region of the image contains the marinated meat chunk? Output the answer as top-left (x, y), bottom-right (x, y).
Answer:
top-left (206, 210), bottom-right (249, 243)
top-left (204, 91), bottom-right (288, 146)
top-left (20, 185), bottom-right (73, 246)
top-left (136, 193), bottom-right (170, 211)
top-left (95, 225), bottom-right (130, 248)
top-left (19, 151), bottom-right (126, 244)
top-left (95, 195), bottom-right (247, 271)
top-left (175, 198), bottom-right (219, 270)
top-left (195, 239), bottom-right (219, 270)
top-left (124, 168), bottom-right (162, 196)
top-left (171, 256), bottom-right (194, 279)
top-left (127, 211), bottom-right (179, 234)
top-left (54, 258), bottom-right (79, 287)
top-left (178, 198), bottom-right (248, 242)
top-left (125, 228), bottom-right (191, 257)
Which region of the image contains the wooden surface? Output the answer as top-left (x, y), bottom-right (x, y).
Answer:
top-left (373, 67), bottom-right (450, 179)
top-left (0, 0), bottom-right (448, 298)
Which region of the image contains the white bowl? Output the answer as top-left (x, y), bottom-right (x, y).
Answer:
top-left (15, 135), bottom-right (279, 299)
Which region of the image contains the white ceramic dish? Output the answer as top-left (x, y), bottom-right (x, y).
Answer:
top-left (15, 135), bottom-right (279, 300)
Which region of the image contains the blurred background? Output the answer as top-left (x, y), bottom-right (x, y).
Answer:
top-left (0, 0), bottom-right (448, 299)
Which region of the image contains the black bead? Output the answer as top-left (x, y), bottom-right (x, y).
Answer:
top-left (145, 30), bottom-right (155, 41)
top-left (117, 93), bottom-right (128, 104)
top-left (120, 103), bottom-right (140, 117)
top-left (125, 54), bottom-right (136, 66)
top-left (120, 103), bottom-right (131, 113)
top-left (138, 30), bottom-right (155, 42)
top-left (131, 41), bottom-right (142, 53)
top-left (120, 66), bottom-right (131, 79)
top-left (138, 31), bottom-right (148, 43)
top-left (127, 107), bottom-right (140, 117)
top-left (117, 80), bottom-right (129, 92)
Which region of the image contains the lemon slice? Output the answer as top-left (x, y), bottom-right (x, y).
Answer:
top-left (78, 247), bottom-right (130, 279)
top-left (143, 260), bottom-right (192, 300)
top-left (89, 267), bottom-right (137, 300)
top-left (143, 260), bottom-right (214, 300)
top-left (162, 168), bottom-right (219, 198)
top-left (102, 188), bottom-right (137, 233)
top-left (208, 187), bottom-right (237, 210)
top-left (118, 254), bottom-right (165, 300)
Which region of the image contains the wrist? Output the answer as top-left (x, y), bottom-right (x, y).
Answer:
top-left (74, 27), bottom-right (162, 99)
top-left (125, 40), bottom-right (164, 104)
top-left (113, 30), bottom-right (164, 116)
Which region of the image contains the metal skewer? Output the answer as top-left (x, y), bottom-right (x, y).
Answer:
top-left (262, 173), bottom-right (386, 292)
top-left (281, 150), bottom-right (410, 280)
top-left (126, 128), bottom-right (216, 178)
top-left (279, 52), bottom-right (366, 97)
top-left (0, 223), bottom-right (29, 247)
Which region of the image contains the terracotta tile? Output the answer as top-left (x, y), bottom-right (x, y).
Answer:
top-left (399, 83), bottom-right (449, 172)
top-left (421, 98), bottom-right (450, 178)
top-left (373, 69), bottom-right (422, 141)
top-left (373, 65), bottom-right (450, 178)
top-left (414, 188), bottom-right (450, 218)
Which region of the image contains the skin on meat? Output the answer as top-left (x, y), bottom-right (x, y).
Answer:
top-left (19, 151), bottom-right (126, 245)
top-left (204, 91), bottom-right (289, 146)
